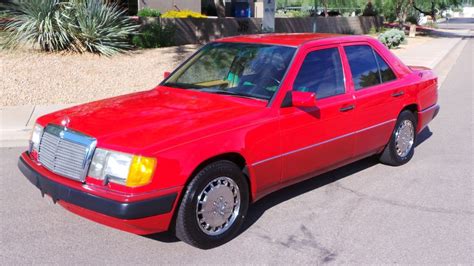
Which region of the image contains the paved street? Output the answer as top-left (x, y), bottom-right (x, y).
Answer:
top-left (439, 18), bottom-right (474, 30)
top-left (1, 39), bottom-right (473, 264)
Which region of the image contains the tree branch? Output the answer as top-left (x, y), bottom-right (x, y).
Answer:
top-left (412, 1), bottom-right (430, 16)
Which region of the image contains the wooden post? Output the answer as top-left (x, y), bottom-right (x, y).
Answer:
top-left (409, 24), bottom-right (416, 38)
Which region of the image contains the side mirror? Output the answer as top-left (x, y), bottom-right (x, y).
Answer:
top-left (287, 91), bottom-right (317, 107)
top-left (164, 71), bottom-right (171, 79)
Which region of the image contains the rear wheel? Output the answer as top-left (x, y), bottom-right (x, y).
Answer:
top-left (175, 160), bottom-right (249, 249)
top-left (379, 110), bottom-right (417, 166)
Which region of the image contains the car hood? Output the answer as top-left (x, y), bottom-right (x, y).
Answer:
top-left (37, 86), bottom-right (268, 153)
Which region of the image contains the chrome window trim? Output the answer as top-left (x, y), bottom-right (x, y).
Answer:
top-left (252, 119), bottom-right (396, 166)
top-left (41, 124), bottom-right (97, 182)
top-left (293, 46), bottom-right (347, 99)
top-left (267, 45), bottom-right (300, 107)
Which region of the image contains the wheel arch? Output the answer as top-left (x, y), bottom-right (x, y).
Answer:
top-left (168, 152), bottom-right (253, 232)
top-left (189, 152), bottom-right (248, 180)
top-left (401, 103), bottom-right (419, 115)
top-left (401, 103), bottom-right (420, 127)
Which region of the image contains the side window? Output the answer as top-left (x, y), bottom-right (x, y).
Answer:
top-left (344, 45), bottom-right (381, 90)
top-left (293, 48), bottom-right (345, 99)
top-left (374, 51), bottom-right (397, 82)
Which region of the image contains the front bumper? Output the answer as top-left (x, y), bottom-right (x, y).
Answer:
top-left (18, 155), bottom-right (179, 234)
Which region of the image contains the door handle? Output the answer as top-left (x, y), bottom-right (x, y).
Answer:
top-left (392, 91), bottom-right (405, 97)
top-left (339, 105), bottom-right (355, 112)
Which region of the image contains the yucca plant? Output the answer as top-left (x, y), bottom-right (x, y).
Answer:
top-left (67, 0), bottom-right (138, 56)
top-left (2, 0), bottom-right (73, 52)
top-left (2, 0), bottom-right (139, 56)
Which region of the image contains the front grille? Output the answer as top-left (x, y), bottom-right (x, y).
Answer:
top-left (38, 125), bottom-right (96, 182)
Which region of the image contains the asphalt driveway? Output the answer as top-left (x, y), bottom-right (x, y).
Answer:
top-left (1, 40), bottom-right (472, 264)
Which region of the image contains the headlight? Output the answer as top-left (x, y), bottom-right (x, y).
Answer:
top-left (88, 148), bottom-right (156, 187)
top-left (29, 123), bottom-right (44, 158)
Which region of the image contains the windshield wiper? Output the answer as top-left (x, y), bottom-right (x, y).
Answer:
top-left (163, 83), bottom-right (268, 101)
top-left (163, 82), bottom-right (202, 90)
top-left (199, 89), bottom-right (268, 101)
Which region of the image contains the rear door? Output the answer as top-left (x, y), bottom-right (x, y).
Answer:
top-left (279, 45), bottom-right (356, 183)
top-left (342, 43), bottom-right (405, 157)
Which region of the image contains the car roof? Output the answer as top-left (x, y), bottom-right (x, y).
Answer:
top-left (216, 33), bottom-right (370, 47)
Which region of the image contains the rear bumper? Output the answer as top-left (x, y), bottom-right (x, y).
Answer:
top-left (18, 155), bottom-right (179, 234)
top-left (417, 104), bottom-right (440, 133)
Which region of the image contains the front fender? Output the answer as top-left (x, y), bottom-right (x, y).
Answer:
top-left (149, 116), bottom-right (281, 202)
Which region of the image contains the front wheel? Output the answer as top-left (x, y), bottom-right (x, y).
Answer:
top-left (379, 110), bottom-right (417, 166)
top-left (175, 160), bottom-right (249, 249)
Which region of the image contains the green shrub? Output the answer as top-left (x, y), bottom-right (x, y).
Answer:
top-left (406, 14), bottom-right (420, 25)
top-left (378, 29), bottom-right (406, 49)
top-left (161, 10), bottom-right (207, 18)
top-left (2, 0), bottom-right (138, 56)
top-left (287, 10), bottom-right (310, 17)
top-left (132, 22), bottom-right (175, 48)
top-left (137, 8), bottom-right (161, 17)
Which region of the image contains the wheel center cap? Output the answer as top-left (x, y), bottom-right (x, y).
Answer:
top-left (213, 197), bottom-right (228, 216)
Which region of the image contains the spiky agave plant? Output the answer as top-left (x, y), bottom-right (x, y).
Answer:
top-left (2, 0), bottom-right (73, 52)
top-left (2, 0), bottom-right (138, 56)
top-left (68, 0), bottom-right (139, 56)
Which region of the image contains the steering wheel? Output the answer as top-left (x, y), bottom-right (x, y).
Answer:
top-left (245, 75), bottom-right (280, 97)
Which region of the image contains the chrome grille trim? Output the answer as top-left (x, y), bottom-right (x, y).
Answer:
top-left (38, 124), bottom-right (96, 182)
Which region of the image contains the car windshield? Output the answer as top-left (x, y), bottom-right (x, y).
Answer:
top-left (162, 42), bottom-right (296, 101)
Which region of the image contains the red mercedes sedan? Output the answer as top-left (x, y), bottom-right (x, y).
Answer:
top-left (18, 33), bottom-right (439, 249)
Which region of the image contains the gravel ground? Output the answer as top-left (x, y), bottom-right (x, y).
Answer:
top-left (0, 45), bottom-right (199, 106)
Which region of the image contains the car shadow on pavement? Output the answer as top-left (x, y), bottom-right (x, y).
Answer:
top-left (415, 127), bottom-right (432, 147)
top-left (145, 231), bottom-right (180, 243)
top-left (240, 126), bottom-right (433, 236)
top-left (145, 127), bottom-right (433, 244)
top-left (239, 155), bottom-right (380, 236)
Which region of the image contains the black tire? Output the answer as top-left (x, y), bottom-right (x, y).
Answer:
top-left (379, 110), bottom-right (417, 166)
top-left (175, 160), bottom-right (249, 249)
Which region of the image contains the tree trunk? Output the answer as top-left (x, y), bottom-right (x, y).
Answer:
top-left (396, 0), bottom-right (407, 29)
top-left (322, 0), bottom-right (328, 17)
top-left (431, 1), bottom-right (437, 22)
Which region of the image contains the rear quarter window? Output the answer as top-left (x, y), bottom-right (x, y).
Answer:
top-left (374, 52), bottom-right (397, 82)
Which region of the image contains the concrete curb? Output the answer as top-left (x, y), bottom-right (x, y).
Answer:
top-left (430, 38), bottom-right (463, 69)
top-left (433, 38), bottom-right (470, 87)
top-left (0, 104), bottom-right (72, 147)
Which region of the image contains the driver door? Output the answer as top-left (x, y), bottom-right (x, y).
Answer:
top-left (279, 45), bottom-right (356, 184)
